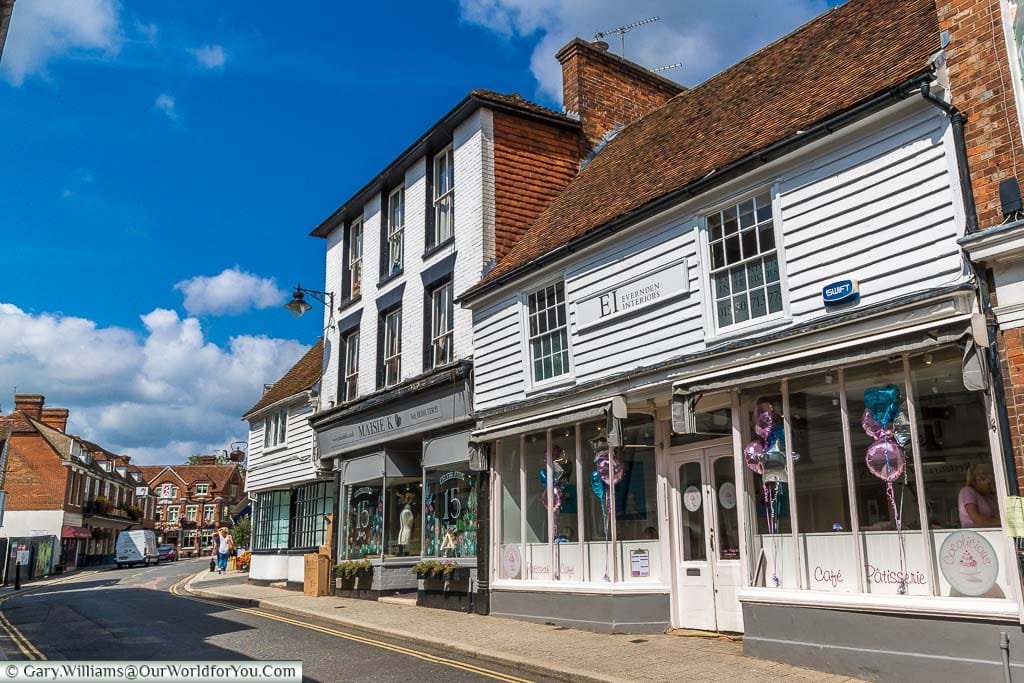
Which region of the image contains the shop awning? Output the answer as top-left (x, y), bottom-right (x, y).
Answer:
top-left (423, 429), bottom-right (471, 468)
top-left (472, 395), bottom-right (627, 442)
top-left (340, 449), bottom-right (421, 484)
top-left (61, 525), bottom-right (91, 539)
top-left (671, 316), bottom-right (980, 433)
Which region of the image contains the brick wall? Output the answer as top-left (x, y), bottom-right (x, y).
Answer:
top-left (492, 109), bottom-right (580, 261)
top-left (557, 38), bottom-right (684, 158)
top-left (6, 431), bottom-right (69, 511)
top-left (937, 0), bottom-right (1024, 228)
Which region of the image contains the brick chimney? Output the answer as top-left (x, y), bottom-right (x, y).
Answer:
top-left (195, 455), bottom-right (218, 465)
top-left (13, 394), bottom-right (44, 421)
top-left (556, 38), bottom-right (685, 159)
top-left (40, 408), bottom-right (70, 433)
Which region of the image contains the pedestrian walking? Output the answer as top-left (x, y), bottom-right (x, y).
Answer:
top-left (216, 528), bottom-right (234, 574)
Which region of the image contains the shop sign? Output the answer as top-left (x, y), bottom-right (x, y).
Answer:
top-left (500, 544), bottom-right (522, 579)
top-left (575, 259), bottom-right (689, 330)
top-left (822, 279), bottom-right (859, 306)
top-left (630, 549), bottom-right (650, 577)
top-left (718, 482), bottom-right (736, 510)
top-left (683, 486), bottom-right (702, 512)
top-left (939, 530), bottom-right (999, 596)
top-left (318, 384), bottom-right (469, 456)
top-left (135, 486), bottom-right (149, 498)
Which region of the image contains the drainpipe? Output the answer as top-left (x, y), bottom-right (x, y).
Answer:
top-left (919, 84), bottom-right (1020, 495)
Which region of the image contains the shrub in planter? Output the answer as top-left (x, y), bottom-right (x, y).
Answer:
top-left (411, 559), bottom-right (469, 581)
top-left (335, 559), bottom-right (373, 580)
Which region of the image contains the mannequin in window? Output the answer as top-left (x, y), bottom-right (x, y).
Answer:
top-left (959, 463), bottom-right (1000, 528)
top-left (398, 492), bottom-right (415, 547)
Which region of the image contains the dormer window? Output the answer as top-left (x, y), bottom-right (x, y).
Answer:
top-left (196, 483), bottom-right (209, 496)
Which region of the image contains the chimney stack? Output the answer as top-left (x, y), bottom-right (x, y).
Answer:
top-left (556, 38), bottom-right (685, 159)
top-left (195, 455), bottom-right (218, 465)
top-left (13, 394), bottom-right (45, 421)
top-left (40, 407), bottom-right (70, 433)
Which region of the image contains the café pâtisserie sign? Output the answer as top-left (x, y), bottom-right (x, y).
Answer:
top-left (575, 259), bottom-right (689, 330)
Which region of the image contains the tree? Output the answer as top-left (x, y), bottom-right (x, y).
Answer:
top-left (231, 517), bottom-right (251, 549)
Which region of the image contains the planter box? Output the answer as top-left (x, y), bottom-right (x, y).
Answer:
top-left (417, 576), bottom-right (473, 612)
top-left (335, 571), bottom-right (375, 600)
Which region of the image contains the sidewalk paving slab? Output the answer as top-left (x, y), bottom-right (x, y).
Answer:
top-left (187, 571), bottom-right (861, 683)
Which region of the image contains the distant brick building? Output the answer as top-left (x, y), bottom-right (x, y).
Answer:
top-left (0, 395), bottom-right (156, 575)
top-left (138, 459), bottom-right (245, 557)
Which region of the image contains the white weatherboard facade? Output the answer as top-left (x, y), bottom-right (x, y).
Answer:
top-left (245, 391), bottom-right (327, 585)
top-left (469, 92), bottom-right (1024, 659)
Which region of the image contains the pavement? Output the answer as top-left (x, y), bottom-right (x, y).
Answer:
top-left (188, 570), bottom-right (862, 682)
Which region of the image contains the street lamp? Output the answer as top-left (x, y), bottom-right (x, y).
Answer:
top-left (284, 284), bottom-right (334, 319)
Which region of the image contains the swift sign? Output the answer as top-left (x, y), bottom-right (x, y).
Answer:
top-left (822, 279), bottom-right (859, 306)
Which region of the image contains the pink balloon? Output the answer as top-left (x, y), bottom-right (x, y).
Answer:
top-left (865, 439), bottom-right (905, 482)
top-left (743, 438), bottom-right (766, 475)
top-left (861, 410), bottom-right (884, 440)
top-left (594, 450), bottom-right (624, 486)
top-left (755, 403), bottom-right (776, 441)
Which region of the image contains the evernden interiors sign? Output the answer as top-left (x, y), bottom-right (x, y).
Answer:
top-left (575, 259), bottom-right (689, 330)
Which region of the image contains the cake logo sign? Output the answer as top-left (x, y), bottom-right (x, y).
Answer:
top-left (500, 544), bottom-right (522, 579)
top-left (939, 530), bottom-right (998, 596)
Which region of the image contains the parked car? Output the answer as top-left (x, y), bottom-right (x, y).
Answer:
top-left (157, 544), bottom-right (177, 562)
top-left (115, 529), bottom-right (158, 568)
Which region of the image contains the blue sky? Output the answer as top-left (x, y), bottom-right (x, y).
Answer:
top-left (0, 0), bottom-right (836, 462)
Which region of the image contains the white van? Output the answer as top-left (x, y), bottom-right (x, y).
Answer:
top-left (115, 529), bottom-right (158, 569)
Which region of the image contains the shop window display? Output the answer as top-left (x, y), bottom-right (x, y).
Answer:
top-left (497, 437), bottom-right (522, 579)
top-left (385, 477), bottom-right (421, 557)
top-left (424, 466), bottom-right (477, 558)
top-left (740, 347), bottom-right (1010, 600)
top-left (343, 482), bottom-right (383, 559)
top-left (495, 414), bottom-right (662, 585)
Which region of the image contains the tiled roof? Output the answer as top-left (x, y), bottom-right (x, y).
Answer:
top-left (140, 464), bottom-right (241, 494)
top-left (243, 339), bottom-right (323, 419)
top-left (469, 89), bottom-right (577, 125)
top-left (468, 0), bottom-right (940, 294)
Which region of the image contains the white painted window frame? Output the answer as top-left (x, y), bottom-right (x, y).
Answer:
top-left (343, 329), bottom-right (360, 401)
top-left (387, 186), bottom-right (405, 275)
top-left (383, 308), bottom-right (402, 387)
top-left (432, 146), bottom-right (455, 246)
top-left (185, 504), bottom-right (198, 522)
top-left (195, 483), bottom-right (209, 496)
top-left (699, 185), bottom-right (791, 340)
top-left (522, 279), bottom-right (573, 388)
top-left (430, 280), bottom-right (454, 368)
top-left (349, 217), bottom-right (364, 298)
top-left (264, 409), bottom-right (288, 450)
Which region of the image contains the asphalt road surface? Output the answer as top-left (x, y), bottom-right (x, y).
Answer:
top-left (0, 559), bottom-right (543, 682)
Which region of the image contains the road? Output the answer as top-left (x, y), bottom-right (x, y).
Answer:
top-left (0, 559), bottom-right (542, 682)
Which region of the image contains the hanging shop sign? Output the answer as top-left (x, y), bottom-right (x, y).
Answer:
top-left (822, 279), bottom-right (859, 306)
top-left (575, 259), bottom-right (689, 330)
top-left (135, 486), bottom-right (149, 498)
top-left (317, 383), bottom-right (469, 456)
top-left (938, 530), bottom-right (999, 596)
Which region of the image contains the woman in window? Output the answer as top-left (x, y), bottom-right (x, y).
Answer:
top-left (958, 463), bottom-right (1000, 528)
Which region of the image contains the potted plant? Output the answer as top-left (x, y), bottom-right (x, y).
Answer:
top-left (335, 558), bottom-right (373, 580)
top-left (411, 559), bottom-right (442, 579)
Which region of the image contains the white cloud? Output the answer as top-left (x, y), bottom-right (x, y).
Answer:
top-left (0, 303), bottom-right (309, 464)
top-left (457, 0), bottom-right (828, 102)
top-left (174, 267), bottom-right (288, 317)
top-left (2, 0), bottom-right (121, 86)
top-left (187, 44), bottom-right (226, 70)
top-left (153, 92), bottom-right (177, 121)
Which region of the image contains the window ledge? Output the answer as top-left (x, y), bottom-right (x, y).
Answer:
top-left (490, 579), bottom-right (670, 595)
top-left (422, 238), bottom-right (455, 261)
top-left (377, 270), bottom-right (404, 288)
top-left (263, 444), bottom-right (288, 457)
top-left (338, 295), bottom-right (362, 312)
top-left (738, 587), bottom-right (1020, 621)
top-left (705, 314), bottom-right (792, 346)
top-left (524, 375), bottom-right (576, 397)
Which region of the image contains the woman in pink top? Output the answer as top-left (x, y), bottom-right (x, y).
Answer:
top-left (958, 463), bottom-right (999, 528)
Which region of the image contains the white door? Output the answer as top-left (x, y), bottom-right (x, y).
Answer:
top-left (671, 443), bottom-right (743, 632)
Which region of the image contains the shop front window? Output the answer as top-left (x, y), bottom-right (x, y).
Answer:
top-left (385, 477), bottom-right (421, 557)
top-left (739, 346), bottom-right (1009, 600)
top-left (252, 491), bottom-right (290, 551)
top-left (343, 482), bottom-right (383, 559)
top-left (494, 413), bottom-right (661, 585)
top-left (424, 466), bottom-right (477, 558)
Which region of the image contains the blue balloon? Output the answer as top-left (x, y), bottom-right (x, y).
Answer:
top-left (864, 385), bottom-right (901, 427)
top-left (767, 424), bottom-right (786, 451)
top-left (538, 469), bottom-right (548, 487)
top-left (590, 470), bottom-right (605, 500)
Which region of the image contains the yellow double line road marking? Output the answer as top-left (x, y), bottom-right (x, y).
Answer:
top-left (0, 569), bottom-right (100, 660)
top-left (171, 575), bottom-right (533, 683)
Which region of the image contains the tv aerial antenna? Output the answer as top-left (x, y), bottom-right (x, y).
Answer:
top-left (650, 63), bottom-right (682, 75)
top-left (594, 16), bottom-right (660, 58)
